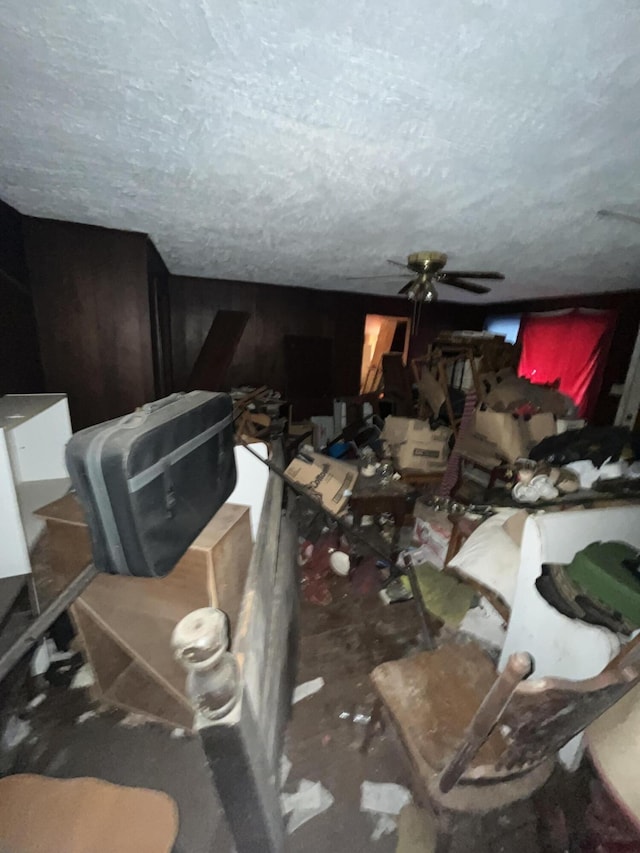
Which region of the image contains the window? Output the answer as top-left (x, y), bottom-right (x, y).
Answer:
top-left (483, 314), bottom-right (522, 344)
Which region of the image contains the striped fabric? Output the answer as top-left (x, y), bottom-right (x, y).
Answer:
top-left (438, 391), bottom-right (478, 497)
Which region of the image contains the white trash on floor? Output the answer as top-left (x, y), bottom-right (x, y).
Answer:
top-left (281, 779), bottom-right (334, 834)
top-left (1, 715), bottom-right (31, 750)
top-left (280, 753), bottom-right (292, 788)
top-left (292, 677), bottom-right (325, 704)
top-left (71, 662), bottom-right (96, 689)
top-left (360, 780), bottom-right (413, 842)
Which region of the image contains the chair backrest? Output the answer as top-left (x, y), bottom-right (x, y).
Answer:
top-left (498, 638), bottom-right (640, 771)
top-left (440, 637), bottom-right (640, 793)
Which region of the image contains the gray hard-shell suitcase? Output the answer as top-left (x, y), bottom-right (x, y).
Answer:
top-left (65, 392), bottom-right (236, 578)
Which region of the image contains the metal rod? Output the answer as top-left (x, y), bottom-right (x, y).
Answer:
top-left (0, 562), bottom-right (99, 683)
top-left (238, 437), bottom-right (393, 561)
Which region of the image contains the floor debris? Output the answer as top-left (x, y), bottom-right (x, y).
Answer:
top-left (292, 676), bottom-right (325, 704)
top-left (26, 693), bottom-right (47, 711)
top-left (119, 712), bottom-right (150, 728)
top-left (361, 781), bottom-right (413, 841)
top-left (281, 779), bottom-right (334, 834)
top-left (361, 781), bottom-right (412, 815)
top-left (371, 812), bottom-right (398, 841)
top-left (1, 716), bottom-right (31, 751)
top-left (280, 753), bottom-right (292, 788)
top-left (70, 662), bottom-right (96, 689)
top-left (75, 710), bottom-right (97, 724)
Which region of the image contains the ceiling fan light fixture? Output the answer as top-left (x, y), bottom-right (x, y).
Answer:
top-left (406, 279), bottom-right (422, 300)
top-left (422, 282), bottom-right (438, 303)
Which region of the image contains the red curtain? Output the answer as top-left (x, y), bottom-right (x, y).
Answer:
top-left (518, 308), bottom-right (616, 419)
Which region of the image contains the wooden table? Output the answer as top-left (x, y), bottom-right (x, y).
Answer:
top-left (350, 475), bottom-right (418, 530)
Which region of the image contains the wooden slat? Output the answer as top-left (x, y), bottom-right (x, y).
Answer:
top-left (232, 448), bottom-right (284, 717)
top-left (187, 309), bottom-right (250, 391)
top-left (261, 503), bottom-right (298, 765)
top-left (71, 603), bottom-right (133, 701)
top-left (106, 661), bottom-right (194, 730)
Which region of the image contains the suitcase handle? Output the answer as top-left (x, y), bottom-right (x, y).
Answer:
top-left (141, 393), bottom-right (186, 415)
top-left (118, 394), bottom-right (188, 430)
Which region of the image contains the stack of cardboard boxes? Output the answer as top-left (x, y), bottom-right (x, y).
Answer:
top-left (381, 417), bottom-right (452, 475)
top-left (456, 368), bottom-right (579, 467)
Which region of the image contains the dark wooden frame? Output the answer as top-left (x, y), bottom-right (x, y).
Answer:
top-left (196, 448), bottom-right (298, 853)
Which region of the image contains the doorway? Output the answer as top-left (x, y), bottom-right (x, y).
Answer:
top-left (360, 315), bottom-right (410, 393)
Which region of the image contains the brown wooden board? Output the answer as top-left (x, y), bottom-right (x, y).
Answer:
top-left (186, 309), bottom-right (250, 391)
top-left (105, 660), bottom-right (194, 730)
top-left (71, 603), bottom-right (133, 701)
top-left (36, 494), bottom-right (253, 728)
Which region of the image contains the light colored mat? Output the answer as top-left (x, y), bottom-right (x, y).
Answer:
top-left (402, 562), bottom-right (477, 627)
top-left (0, 774), bottom-right (178, 853)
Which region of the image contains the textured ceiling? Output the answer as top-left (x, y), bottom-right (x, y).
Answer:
top-left (2, 0), bottom-right (640, 302)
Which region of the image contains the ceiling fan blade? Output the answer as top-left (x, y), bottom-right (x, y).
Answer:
top-left (343, 274), bottom-right (408, 280)
top-left (442, 271), bottom-right (505, 280)
top-left (438, 276), bottom-right (491, 294)
top-left (387, 259), bottom-right (411, 269)
top-left (597, 209), bottom-right (640, 226)
top-left (398, 280), bottom-right (414, 295)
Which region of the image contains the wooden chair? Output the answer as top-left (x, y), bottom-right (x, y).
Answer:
top-left (371, 637), bottom-right (640, 851)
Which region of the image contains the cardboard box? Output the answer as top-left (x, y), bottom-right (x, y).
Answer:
top-left (284, 451), bottom-right (358, 513)
top-left (415, 369), bottom-right (446, 415)
top-left (481, 371), bottom-right (571, 417)
top-left (454, 431), bottom-right (503, 469)
top-left (382, 417), bottom-right (451, 474)
top-left (473, 409), bottom-right (556, 463)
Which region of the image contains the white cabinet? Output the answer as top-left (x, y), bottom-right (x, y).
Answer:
top-left (0, 394), bottom-right (71, 578)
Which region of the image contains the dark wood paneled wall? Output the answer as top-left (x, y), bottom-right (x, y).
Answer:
top-left (24, 218), bottom-right (155, 429)
top-left (170, 274), bottom-right (485, 407)
top-left (480, 291), bottom-right (640, 425)
top-left (147, 239), bottom-right (173, 398)
top-left (0, 199), bottom-right (44, 394)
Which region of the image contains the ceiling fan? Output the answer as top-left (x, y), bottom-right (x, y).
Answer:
top-left (347, 251), bottom-right (505, 332)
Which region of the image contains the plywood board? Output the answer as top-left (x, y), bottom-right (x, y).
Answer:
top-left (105, 661), bottom-right (194, 730)
top-left (187, 309), bottom-right (250, 391)
top-left (75, 579), bottom-right (201, 704)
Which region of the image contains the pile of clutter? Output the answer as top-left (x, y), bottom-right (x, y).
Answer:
top-left (231, 385), bottom-right (287, 441)
top-left (525, 424), bottom-right (640, 500)
top-left (456, 367), bottom-right (581, 471)
top-left (380, 416), bottom-right (452, 477)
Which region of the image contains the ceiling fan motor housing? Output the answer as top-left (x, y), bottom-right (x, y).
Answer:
top-left (407, 251), bottom-right (448, 274)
